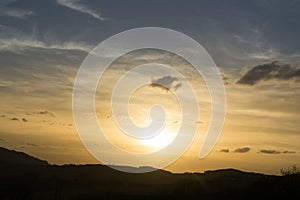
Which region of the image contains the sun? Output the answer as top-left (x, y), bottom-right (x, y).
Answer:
top-left (140, 129), bottom-right (177, 151)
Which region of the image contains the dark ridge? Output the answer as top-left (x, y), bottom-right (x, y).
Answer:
top-left (0, 147), bottom-right (48, 166)
top-left (0, 147), bottom-right (299, 200)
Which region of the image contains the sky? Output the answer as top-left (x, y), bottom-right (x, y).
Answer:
top-left (0, 0), bottom-right (300, 175)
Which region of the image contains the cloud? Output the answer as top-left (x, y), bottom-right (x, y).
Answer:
top-left (38, 111), bottom-right (56, 117)
top-left (282, 150), bottom-right (296, 154)
top-left (237, 61), bottom-right (300, 86)
top-left (10, 117), bottom-right (28, 122)
top-left (222, 74), bottom-right (231, 85)
top-left (260, 149), bottom-right (281, 154)
top-left (234, 147), bottom-right (250, 153)
top-left (220, 149), bottom-right (229, 153)
top-left (259, 149), bottom-right (296, 154)
top-left (26, 143), bottom-right (39, 147)
top-left (0, 0), bottom-right (34, 18)
top-left (149, 76), bottom-right (182, 91)
top-left (0, 8), bottom-right (34, 18)
top-left (0, 38), bottom-right (92, 53)
top-left (173, 83), bottom-right (182, 90)
top-left (57, 0), bottom-right (104, 20)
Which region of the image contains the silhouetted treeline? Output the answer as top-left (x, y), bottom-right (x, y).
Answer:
top-left (1, 147), bottom-right (299, 200)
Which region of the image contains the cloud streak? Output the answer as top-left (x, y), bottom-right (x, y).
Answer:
top-left (260, 149), bottom-right (296, 154)
top-left (237, 61), bottom-right (300, 86)
top-left (38, 111), bottom-right (55, 117)
top-left (234, 147), bottom-right (250, 153)
top-left (57, 0), bottom-right (104, 20)
top-left (260, 149), bottom-right (281, 154)
top-left (219, 149), bottom-right (229, 153)
top-left (0, 8), bottom-right (34, 18)
top-left (0, 0), bottom-right (34, 18)
top-left (26, 143), bottom-right (39, 147)
top-left (282, 151), bottom-right (296, 154)
top-left (0, 38), bottom-right (92, 53)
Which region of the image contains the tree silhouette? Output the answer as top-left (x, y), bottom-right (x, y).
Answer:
top-left (280, 165), bottom-right (300, 175)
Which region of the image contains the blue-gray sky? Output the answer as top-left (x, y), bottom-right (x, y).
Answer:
top-left (1, 0), bottom-right (300, 68)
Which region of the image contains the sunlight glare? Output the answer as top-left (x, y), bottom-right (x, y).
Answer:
top-left (141, 129), bottom-right (177, 150)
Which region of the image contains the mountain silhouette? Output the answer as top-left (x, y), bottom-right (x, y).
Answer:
top-left (0, 147), bottom-right (299, 200)
top-left (0, 147), bottom-right (48, 166)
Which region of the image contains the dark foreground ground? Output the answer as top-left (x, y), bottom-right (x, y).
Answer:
top-left (1, 147), bottom-right (299, 200)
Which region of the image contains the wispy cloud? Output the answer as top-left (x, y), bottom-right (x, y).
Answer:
top-left (0, 0), bottom-right (34, 18)
top-left (0, 8), bottom-right (34, 18)
top-left (26, 143), bottom-right (39, 147)
top-left (57, 0), bottom-right (104, 20)
top-left (247, 49), bottom-right (280, 61)
top-left (282, 150), bottom-right (296, 154)
top-left (259, 149), bottom-right (296, 154)
top-left (37, 111), bottom-right (56, 117)
top-left (0, 38), bottom-right (92, 53)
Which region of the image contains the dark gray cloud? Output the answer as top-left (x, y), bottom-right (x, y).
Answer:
top-left (237, 62), bottom-right (300, 85)
top-left (149, 76), bottom-right (181, 91)
top-left (234, 147), bottom-right (250, 153)
top-left (173, 83), bottom-right (182, 90)
top-left (220, 149), bottom-right (229, 153)
top-left (260, 149), bottom-right (281, 154)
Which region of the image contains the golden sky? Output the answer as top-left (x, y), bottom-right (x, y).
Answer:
top-left (1, 49), bottom-right (299, 175)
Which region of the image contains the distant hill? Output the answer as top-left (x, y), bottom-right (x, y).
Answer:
top-left (0, 146), bottom-right (299, 200)
top-left (0, 147), bottom-right (48, 165)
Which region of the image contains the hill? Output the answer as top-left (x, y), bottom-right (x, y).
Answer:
top-left (0, 147), bottom-right (299, 199)
top-left (0, 147), bottom-right (48, 166)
